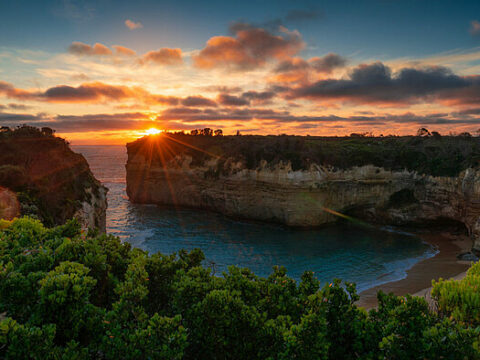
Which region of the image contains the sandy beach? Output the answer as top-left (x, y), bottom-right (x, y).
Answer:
top-left (356, 231), bottom-right (472, 309)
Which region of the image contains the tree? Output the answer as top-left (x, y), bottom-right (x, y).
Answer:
top-left (416, 128), bottom-right (431, 137)
top-left (41, 127), bottom-right (54, 136)
top-left (201, 128), bottom-right (213, 136)
top-left (214, 129), bottom-right (223, 136)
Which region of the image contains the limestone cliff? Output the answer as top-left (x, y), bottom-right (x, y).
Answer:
top-left (0, 126), bottom-right (107, 231)
top-left (126, 134), bottom-right (480, 251)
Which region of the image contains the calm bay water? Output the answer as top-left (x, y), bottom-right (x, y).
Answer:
top-left (73, 145), bottom-right (436, 292)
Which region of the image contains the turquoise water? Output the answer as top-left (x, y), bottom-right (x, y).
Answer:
top-left (73, 145), bottom-right (436, 292)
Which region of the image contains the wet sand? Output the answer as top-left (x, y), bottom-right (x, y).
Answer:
top-left (356, 232), bottom-right (472, 309)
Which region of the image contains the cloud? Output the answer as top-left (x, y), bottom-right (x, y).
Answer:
top-left (216, 90), bottom-right (276, 107)
top-left (310, 53), bottom-right (348, 73)
top-left (0, 81), bottom-right (37, 100)
top-left (0, 80), bottom-right (140, 103)
top-left (193, 23), bottom-right (304, 70)
top-left (41, 82), bottom-right (138, 103)
top-left (0, 112), bottom-right (46, 122)
top-left (470, 20), bottom-right (480, 36)
top-left (200, 85), bottom-right (243, 93)
top-left (139, 48), bottom-right (183, 66)
top-left (68, 42), bottom-right (137, 58)
top-left (156, 106), bottom-right (480, 127)
top-left (125, 19), bottom-right (143, 30)
top-left (287, 62), bottom-right (480, 106)
top-left (4, 103), bottom-right (31, 110)
top-left (68, 41), bottom-right (112, 56)
top-left (0, 81), bottom-right (217, 107)
top-left (1, 107), bottom-right (479, 135)
top-left (181, 96), bottom-right (217, 107)
top-left (217, 93), bottom-right (250, 106)
top-left (112, 45), bottom-right (136, 56)
top-left (273, 53), bottom-right (348, 83)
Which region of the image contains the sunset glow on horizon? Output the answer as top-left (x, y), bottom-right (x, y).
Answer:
top-left (2, 1), bottom-right (480, 144)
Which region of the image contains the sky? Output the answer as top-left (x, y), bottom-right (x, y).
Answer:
top-left (2, 0), bottom-right (480, 144)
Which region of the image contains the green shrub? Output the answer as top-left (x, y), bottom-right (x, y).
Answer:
top-left (432, 262), bottom-right (480, 326)
top-left (0, 217), bottom-right (479, 358)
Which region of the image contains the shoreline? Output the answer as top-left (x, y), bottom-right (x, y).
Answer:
top-left (356, 231), bottom-right (472, 309)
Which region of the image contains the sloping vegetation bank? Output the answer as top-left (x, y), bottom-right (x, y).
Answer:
top-left (1, 217), bottom-right (480, 359)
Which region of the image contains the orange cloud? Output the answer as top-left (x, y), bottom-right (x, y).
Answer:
top-left (272, 53), bottom-right (348, 84)
top-left (112, 45), bottom-right (137, 56)
top-left (68, 42), bottom-right (113, 56)
top-left (125, 19), bottom-right (143, 30)
top-left (139, 48), bottom-right (183, 65)
top-left (193, 23), bottom-right (304, 70)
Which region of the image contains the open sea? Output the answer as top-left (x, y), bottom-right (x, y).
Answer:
top-left (73, 145), bottom-right (436, 292)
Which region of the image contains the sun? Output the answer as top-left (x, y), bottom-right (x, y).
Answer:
top-left (144, 128), bottom-right (163, 136)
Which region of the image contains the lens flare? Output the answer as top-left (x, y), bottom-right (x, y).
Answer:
top-left (144, 128), bottom-right (162, 136)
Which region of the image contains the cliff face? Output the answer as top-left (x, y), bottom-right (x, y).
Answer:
top-left (126, 135), bottom-right (480, 252)
top-left (0, 127), bottom-right (107, 231)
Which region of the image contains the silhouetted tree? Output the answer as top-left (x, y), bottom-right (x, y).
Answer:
top-left (41, 127), bottom-right (54, 136)
top-left (214, 129), bottom-right (223, 136)
top-left (201, 128), bottom-right (213, 136)
top-left (416, 128), bottom-right (431, 137)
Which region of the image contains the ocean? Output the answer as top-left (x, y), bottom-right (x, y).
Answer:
top-left (73, 145), bottom-right (436, 292)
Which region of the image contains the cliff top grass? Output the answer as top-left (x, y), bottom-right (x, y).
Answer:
top-left (0, 125), bottom-right (102, 226)
top-left (127, 131), bottom-right (480, 177)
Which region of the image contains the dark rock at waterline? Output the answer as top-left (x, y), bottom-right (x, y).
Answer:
top-left (457, 252), bottom-right (479, 262)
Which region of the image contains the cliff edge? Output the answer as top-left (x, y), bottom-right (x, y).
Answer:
top-left (0, 126), bottom-right (107, 231)
top-left (126, 133), bottom-right (480, 252)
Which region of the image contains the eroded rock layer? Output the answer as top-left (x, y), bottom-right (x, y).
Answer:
top-left (126, 135), bottom-right (480, 251)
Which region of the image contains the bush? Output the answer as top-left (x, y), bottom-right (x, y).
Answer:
top-left (0, 217), bottom-right (479, 359)
top-left (432, 261), bottom-right (480, 326)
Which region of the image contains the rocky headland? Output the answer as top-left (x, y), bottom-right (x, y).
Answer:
top-left (0, 126), bottom-right (107, 231)
top-left (126, 133), bottom-right (480, 252)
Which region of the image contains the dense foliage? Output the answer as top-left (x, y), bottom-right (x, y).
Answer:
top-left (1, 217), bottom-right (480, 359)
top-left (0, 126), bottom-right (102, 226)
top-left (128, 132), bottom-right (480, 176)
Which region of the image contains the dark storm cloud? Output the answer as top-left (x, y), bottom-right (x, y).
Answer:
top-left (287, 62), bottom-right (480, 105)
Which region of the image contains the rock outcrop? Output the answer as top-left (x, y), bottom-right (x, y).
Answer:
top-left (126, 134), bottom-right (480, 252)
top-left (0, 126), bottom-right (107, 231)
